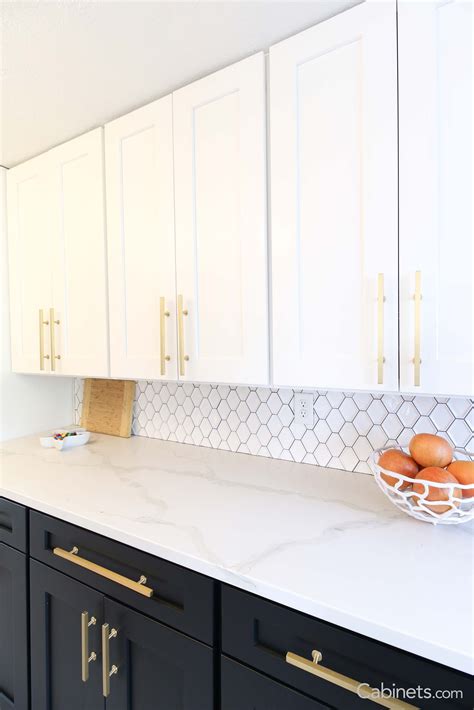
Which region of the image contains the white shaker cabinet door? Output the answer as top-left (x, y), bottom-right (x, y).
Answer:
top-left (270, 1), bottom-right (398, 391)
top-left (50, 129), bottom-right (109, 377)
top-left (105, 97), bottom-right (177, 380)
top-left (7, 154), bottom-right (54, 374)
top-left (399, 0), bottom-right (473, 396)
top-left (173, 53), bottom-right (268, 385)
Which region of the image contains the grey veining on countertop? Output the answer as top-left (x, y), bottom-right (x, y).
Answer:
top-left (1, 433), bottom-right (473, 674)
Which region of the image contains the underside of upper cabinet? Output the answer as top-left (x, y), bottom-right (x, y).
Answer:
top-left (270, 1), bottom-right (398, 393)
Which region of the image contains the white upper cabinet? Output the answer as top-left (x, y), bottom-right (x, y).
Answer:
top-left (105, 97), bottom-right (177, 380)
top-left (399, 0), bottom-right (473, 397)
top-left (51, 129), bottom-right (108, 377)
top-left (270, 1), bottom-right (398, 392)
top-left (8, 0), bottom-right (470, 395)
top-left (7, 154), bottom-right (54, 373)
top-left (8, 129), bottom-right (108, 377)
top-left (173, 53), bottom-right (269, 385)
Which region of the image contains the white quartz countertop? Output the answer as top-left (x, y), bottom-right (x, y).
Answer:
top-left (1, 433), bottom-right (473, 674)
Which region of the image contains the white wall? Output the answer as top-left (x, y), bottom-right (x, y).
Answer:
top-left (1, 0), bottom-right (360, 167)
top-left (0, 167), bottom-right (74, 441)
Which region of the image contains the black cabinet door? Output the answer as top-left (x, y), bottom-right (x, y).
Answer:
top-left (104, 598), bottom-right (214, 710)
top-left (221, 657), bottom-right (329, 710)
top-left (30, 560), bottom-right (104, 710)
top-left (0, 543), bottom-right (28, 710)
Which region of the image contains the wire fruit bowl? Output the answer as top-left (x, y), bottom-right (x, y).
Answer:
top-left (369, 447), bottom-right (474, 525)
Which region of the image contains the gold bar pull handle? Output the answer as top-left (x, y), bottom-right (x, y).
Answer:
top-left (160, 296), bottom-right (171, 376)
top-left (377, 273), bottom-right (385, 385)
top-left (177, 294), bottom-right (189, 377)
top-left (53, 546), bottom-right (153, 598)
top-left (49, 307), bottom-right (61, 371)
top-left (102, 623), bottom-right (118, 698)
top-left (81, 611), bottom-right (97, 682)
top-left (39, 309), bottom-right (50, 370)
top-left (286, 651), bottom-right (417, 709)
top-left (413, 271), bottom-right (422, 387)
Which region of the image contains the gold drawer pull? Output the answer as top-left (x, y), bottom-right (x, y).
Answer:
top-left (49, 307), bottom-right (61, 371)
top-left (53, 546), bottom-right (153, 598)
top-left (81, 611), bottom-right (97, 682)
top-left (286, 651), bottom-right (417, 709)
top-left (160, 296), bottom-right (171, 376)
top-left (102, 623), bottom-right (118, 698)
top-left (413, 271), bottom-right (422, 387)
top-left (39, 309), bottom-right (50, 370)
top-left (377, 273), bottom-right (386, 385)
top-left (177, 294), bottom-right (189, 376)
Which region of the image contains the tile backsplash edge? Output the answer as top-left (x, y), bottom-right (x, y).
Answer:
top-left (73, 380), bottom-right (473, 474)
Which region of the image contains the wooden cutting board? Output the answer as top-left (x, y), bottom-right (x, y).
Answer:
top-left (81, 379), bottom-right (136, 437)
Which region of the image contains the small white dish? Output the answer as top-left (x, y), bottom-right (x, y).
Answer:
top-left (40, 430), bottom-right (90, 451)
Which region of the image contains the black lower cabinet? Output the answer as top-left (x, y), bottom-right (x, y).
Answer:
top-left (30, 560), bottom-right (103, 710)
top-left (104, 598), bottom-right (214, 710)
top-left (6, 501), bottom-right (471, 710)
top-left (0, 543), bottom-right (29, 710)
top-left (29, 559), bottom-right (214, 710)
top-left (222, 585), bottom-right (474, 709)
top-left (221, 657), bottom-right (329, 710)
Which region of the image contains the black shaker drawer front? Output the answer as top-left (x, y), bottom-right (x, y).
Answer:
top-left (221, 656), bottom-right (329, 710)
top-left (0, 497), bottom-right (27, 552)
top-left (221, 586), bottom-right (473, 709)
top-left (30, 510), bottom-right (214, 644)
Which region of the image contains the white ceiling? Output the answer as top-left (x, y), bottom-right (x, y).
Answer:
top-left (0, 0), bottom-right (360, 168)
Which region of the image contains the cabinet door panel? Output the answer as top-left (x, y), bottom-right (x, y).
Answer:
top-left (399, 0), bottom-right (473, 396)
top-left (270, 2), bottom-right (398, 391)
top-left (7, 155), bottom-right (54, 373)
top-left (106, 97), bottom-right (177, 380)
top-left (51, 128), bottom-right (109, 377)
top-left (104, 598), bottom-right (213, 710)
top-left (0, 543), bottom-right (28, 709)
top-left (30, 560), bottom-right (103, 710)
top-left (173, 53), bottom-right (268, 385)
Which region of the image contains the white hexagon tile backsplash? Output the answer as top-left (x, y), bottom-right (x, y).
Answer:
top-left (73, 380), bottom-right (473, 474)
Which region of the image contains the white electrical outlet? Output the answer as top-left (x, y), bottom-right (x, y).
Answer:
top-left (294, 393), bottom-right (314, 427)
